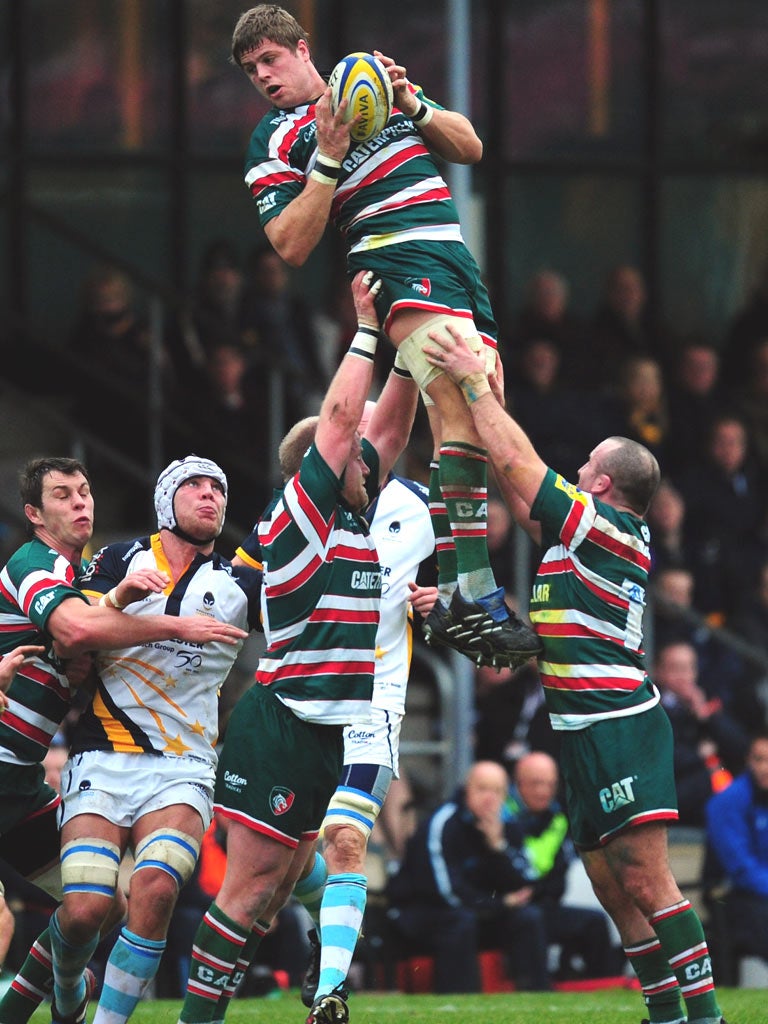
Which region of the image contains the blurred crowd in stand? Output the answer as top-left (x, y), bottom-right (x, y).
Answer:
top-left (2, 247), bottom-right (768, 996)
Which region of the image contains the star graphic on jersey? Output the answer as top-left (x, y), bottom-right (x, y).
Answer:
top-left (375, 644), bottom-right (387, 660)
top-left (164, 734), bottom-right (193, 755)
top-left (190, 720), bottom-right (206, 736)
top-left (164, 673), bottom-right (177, 688)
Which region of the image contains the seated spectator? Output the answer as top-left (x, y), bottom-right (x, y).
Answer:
top-left (589, 263), bottom-right (657, 392)
top-left (604, 355), bottom-right (669, 467)
top-left (655, 641), bottom-right (750, 827)
top-left (732, 337), bottom-right (768, 476)
top-left (721, 258), bottom-right (768, 394)
top-left (170, 239), bottom-right (246, 386)
top-left (665, 339), bottom-right (725, 479)
top-left (649, 566), bottom-right (758, 731)
top-left (729, 558), bottom-right (768, 725)
top-left (512, 269), bottom-right (586, 385)
top-left (503, 752), bottom-right (621, 982)
top-left (387, 760), bottom-right (582, 993)
top-left (676, 413), bottom-right (768, 621)
top-left (176, 340), bottom-right (271, 530)
top-left (646, 479), bottom-right (691, 575)
top-left (238, 243), bottom-right (328, 424)
top-left (705, 731), bottom-right (768, 969)
top-left (507, 338), bottom-right (609, 481)
top-left (473, 661), bottom-right (558, 769)
top-left (485, 496), bottom-right (515, 595)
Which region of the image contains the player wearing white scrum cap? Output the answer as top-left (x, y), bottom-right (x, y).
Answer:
top-left (19, 455), bottom-right (262, 1024)
top-left (154, 454), bottom-right (228, 538)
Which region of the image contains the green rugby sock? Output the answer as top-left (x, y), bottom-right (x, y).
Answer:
top-left (428, 459), bottom-right (457, 601)
top-left (650, 900), bottom-right (721, 1023)
top-left (439, 441), bottom-right (496, 601)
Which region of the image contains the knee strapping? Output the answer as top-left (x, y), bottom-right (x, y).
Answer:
top-left (321, 786), bottom-right (385, 839)
top-left (132, 828), bottom-right (199, 888)
top-left (61, 838), bottom-right (121, 898)
top-left (396, 314), bottom-right (493, 393)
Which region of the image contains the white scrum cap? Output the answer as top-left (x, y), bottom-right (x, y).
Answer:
top-left (154, 455), bottom-right (228, 532)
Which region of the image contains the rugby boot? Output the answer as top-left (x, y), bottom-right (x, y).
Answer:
top-left (301, 927), bottom-right (321, 1008)
top-left (449, 587), bottom-right (543, 669)
top-left (50, 967), bottom-right (96, 1024)
top-left (422, 595), bottom-right (485, 659)
top-left (305, 985), bottom-right (350, 1024)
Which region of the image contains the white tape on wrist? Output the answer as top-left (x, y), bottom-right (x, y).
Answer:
top-left (412, 102), bottom-right (434, 127)
top-left (348, 325), bottom-right (379, 360)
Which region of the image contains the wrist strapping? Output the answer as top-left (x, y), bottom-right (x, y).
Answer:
top-left (412, 101), bottom-right (434, 127)
top-left (348, 324), bottom-right (379, 360)
top-left (309, 155), bottom-right (342, 186)
top-left (98, 587), bottom-right (124, 610)
top-left (459, 371), bottom-right (492, 404)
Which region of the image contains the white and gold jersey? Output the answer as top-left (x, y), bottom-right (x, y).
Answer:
top-left (73, 534), bottom-right (262, 765)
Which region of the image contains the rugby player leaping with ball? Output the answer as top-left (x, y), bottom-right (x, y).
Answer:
top-left (230, 4), bottom-right (541, 670)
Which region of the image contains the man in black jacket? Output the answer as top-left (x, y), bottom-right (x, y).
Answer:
top-left (386, 760), bottom-right (547, 992)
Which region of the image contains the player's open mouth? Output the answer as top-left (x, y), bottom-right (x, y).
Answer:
top-left (267, 84), bottom-right (281, 96)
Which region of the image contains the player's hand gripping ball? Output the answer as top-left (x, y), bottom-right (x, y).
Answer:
top-left (328, 52), bottom-right (393, 143)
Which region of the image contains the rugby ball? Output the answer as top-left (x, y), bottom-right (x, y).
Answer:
top-left (328, 52), bottom-right (393, 143)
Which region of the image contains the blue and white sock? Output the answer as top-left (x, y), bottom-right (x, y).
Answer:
top-left (92, 927), bottom-right (165, 1024)
top-left (49, 909), bottom-right (99, 1017)
top-left (293, 851), bottom-right (328, 926)
top-left (317, 873), bottom-right (367, 998)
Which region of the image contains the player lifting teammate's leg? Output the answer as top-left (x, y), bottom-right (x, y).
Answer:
top-left (388, 310), bottom-right (541, 669)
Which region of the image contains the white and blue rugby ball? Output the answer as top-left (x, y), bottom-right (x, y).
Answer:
top-left (328, 52), bottom-right (393, 143)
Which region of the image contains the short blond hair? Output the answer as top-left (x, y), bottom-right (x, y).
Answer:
top-left (278, 416), bottom-right (319, 480)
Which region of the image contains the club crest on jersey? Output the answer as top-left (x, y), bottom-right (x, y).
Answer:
top-left (269, 786), bottom-right (295, 815)
top-left (203, 592), bottom-right (215, 609)
top-left (406, 277), bottom-right (432, 297)
top-left (389, 520), bottom-right (401, 534)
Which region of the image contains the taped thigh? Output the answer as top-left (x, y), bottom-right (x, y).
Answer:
top-left (132, 828), bottom-right (200, 889)
top-left (61, 837), bottom-right (121, 899)
top-left (396, 313), bottom-right (493, 393)
top-left (320, 764), bottom-right (394, 839)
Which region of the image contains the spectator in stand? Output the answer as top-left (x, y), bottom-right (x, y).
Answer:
top-left (589, 263), bottom-right (657, 392)
top-left (386, 760), bottom-right (553, 992)
top-left (646, 478), bottom-right (691, 575)
top-left (485, 495), bottom-right (515, 595)
top-left (174, 240), bottom-right (247, 385)
top-left (650, 567), bottom-right (759, 732)
top-left (605, 356), bottom-right (669, 467)
top-left (67, 264), bottom-right (179, 528)
top-left (502, 752), bottom-right (621, 983)
top-left (238, 242), bottom-right (328, 424)
top-left (705, 731), bottom-right (768, 968)
top-left (473, 661), bottom-right (558, 769)
top-left (655, 640), bottom-right (750, 827)
top-left (665, 340), bottom-right (725, 479)
top-left (507, 338), bottom-right (607, 481)
top-left (677, 414), bottom-right (768, 621)
top-left (178, 341), bottom-right (270, 531)
top-left (721, 258), bottom-right (768, 393)
top-left (729, 559), bottom-right (768, 726)
top-left (512, 269), bottom-right (586, 385)
top-left (731, 337), bottom-right (768, 476)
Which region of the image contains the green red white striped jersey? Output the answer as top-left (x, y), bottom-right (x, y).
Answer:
top-left (256, 442), bottom-right (381, 725)
top-left (244, 87), bottom-right (463, 254)
top-left (0, 538), bottom-right (89, 764)
top-left (529, 468), bottom-right (659, 730)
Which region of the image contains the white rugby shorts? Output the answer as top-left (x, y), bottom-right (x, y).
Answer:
top-left (59, 750), bottom-right (215, 830)
top-left (342, 707), bottom-right (403, 775)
